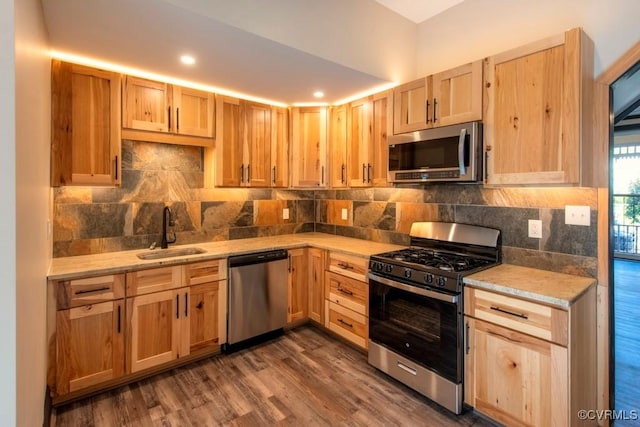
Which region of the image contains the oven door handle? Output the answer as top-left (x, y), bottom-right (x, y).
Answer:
top-left (458, 128), bottom-right (467, 177)
top-left (368, 273), bottom-right (458, 304)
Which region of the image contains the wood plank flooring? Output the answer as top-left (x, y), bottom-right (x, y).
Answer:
top-left (614, 259), bottom-right (640, 427)
top-left (52, 326), bottom-right (494, 427)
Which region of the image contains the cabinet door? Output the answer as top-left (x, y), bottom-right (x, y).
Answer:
top-left (122, 76), bottom-right (169, 132)
top-left (393, 77), bottom-right (428, 134)
top-left (348, 97), bottom-right (373, 187)
top-left (215, 96), bottom-right (244, 186)
top-left (308, 248), bottom-right (325, 324)
top-left (370, 91), bottom-right (391, 187)
top-left (51, 60), bottom-right (121, 186)
top-left (189, 281), bottom-right (227, 353)
top-left (172, 86), bottom-right (215, 138)
top-left (56, 300), bottom-right (125, 394)
top-left (469, 319), bottom-right (568, 427)
top-left (291, 107), bottom-right (328, 187)
top-left (484, 28), bottom-right (590, 185)
top-left (287, 248), bottom-right (308, 323)
top-left (127, 288), bottom-right (189, 373)
top-left (270, 106), bottom-right (289, 187)
top-left (431, 60), bottom-right (482, 127)
top-left (328, 105), bottom-right (348, 188)
top-left (244, 101), bottom-right (272, 187)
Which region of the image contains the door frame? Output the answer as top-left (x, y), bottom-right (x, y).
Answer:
top-left (593, 41), bottom-right (640, 425)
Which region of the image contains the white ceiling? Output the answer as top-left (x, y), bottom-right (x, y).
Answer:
top-left (40, 0), bottom-right (454, 105)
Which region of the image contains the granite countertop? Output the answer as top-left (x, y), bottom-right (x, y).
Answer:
top-left (463, 264), bottom-right (596, 308)
top-left (47, 232), bottom-right (405, 281)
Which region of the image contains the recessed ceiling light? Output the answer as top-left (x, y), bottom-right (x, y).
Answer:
top-left (180, 55), bottom-right (196, 65)
top-left (313, 91), bottom-right (324, 98)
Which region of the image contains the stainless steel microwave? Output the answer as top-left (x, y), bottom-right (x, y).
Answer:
top-left (388, 121), bottom-right (482, 183)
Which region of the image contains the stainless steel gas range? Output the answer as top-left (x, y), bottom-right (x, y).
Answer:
top-left (367, 222), bottom-right (501, 414)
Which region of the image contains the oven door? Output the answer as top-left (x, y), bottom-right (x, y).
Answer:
top-left (368, 273), bottom-right (462, 384)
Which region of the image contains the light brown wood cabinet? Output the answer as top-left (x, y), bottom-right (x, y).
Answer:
top-left (122, 75), bottom-right (214, 146)
top-left (291, 106), bottom-right (328, 187)
top-left (483, 27), bottom-right (593, 185)
top-left (287, 248), bottom-right (308, 324)
top-left (307, 248), bottom-right (325, 324)
top-left (324, 251), bottom-right (369, 349)
top-left (393, 61), bottom-right (482, 135)
top-left (212, 97), bottom-right (287, 188)
top-left (50, 274), bottom-right (125, 397)
top-left (464, 286), bottom-right (596, 427)
top-left (51, 60), bottom-right (121, 187)
top-left (328, 105), bottom-right (349, 188)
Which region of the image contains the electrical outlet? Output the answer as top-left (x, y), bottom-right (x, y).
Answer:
top-left (341, 208), bottom-right (348, 220)
top-left (282, 208), bottom-right (290, 220)
top-left (528, 219), bottom-right (542, 239)
top-left (565, 205), bottom-right (590, 226)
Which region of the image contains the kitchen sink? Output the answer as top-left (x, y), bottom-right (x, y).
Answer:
top-left (136, 247), bottom-right (207, 260)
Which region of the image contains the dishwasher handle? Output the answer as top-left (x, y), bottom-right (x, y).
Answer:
top-left (228, 249), bottom-right (289, 267)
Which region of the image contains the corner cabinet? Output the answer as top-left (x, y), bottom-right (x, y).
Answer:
top-left (291, 106), bottom-right (328, 187)
top-left (51, 60), bottom-right (121, 186)
top-left (483, 27), bottom-right (593, 185)
top-left (392, 60), bottom-right (482, 134)
top-left (464, 285), bottom-right (596, 427)
top-left (122, 75), bottom-right (215, 146)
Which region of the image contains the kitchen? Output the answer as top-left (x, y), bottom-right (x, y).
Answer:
top-left (6, 0), bottom-right (640, 426)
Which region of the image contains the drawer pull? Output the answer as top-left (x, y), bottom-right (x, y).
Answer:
top-left (337, 318), bottom-right (353, 328)
top-left (337, 263), bottom-right (353, 270)
top-left (490, 305), bottom-right (528, 320)
top-left (337, 286), bottom-right (353, 296)
top-left (74, 286), bottom-right (110, 296)
top-left (397, 361), bottom-right (417, 376)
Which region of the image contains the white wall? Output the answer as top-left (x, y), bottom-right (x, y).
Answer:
top-left (415, 0), bottom-right (640, 78)
top-left (14, 0), bottom-right (51, 425)
top-left (0, 0), bottom-right (16, 424)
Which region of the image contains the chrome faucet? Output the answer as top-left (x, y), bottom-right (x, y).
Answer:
top-left (160, 206), bottom-right (177, 249)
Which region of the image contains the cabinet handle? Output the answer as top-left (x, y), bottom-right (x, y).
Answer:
top-left (168, 107), bottom-right (171, 130)
top-left (184, 292), bottom-right (188, 317)
top-left (465, 321), bottom-right (470, 355)
top-left (490, 305), bottom-right (529, 320)
top-left (337, 318), bottom-right (353, 328)
top-left (247, 164), bottom-right (251, 183)
top-left (176, 295), bottom-right (180, 319)
top-left (176, 107), bottom-right (180, 132)
top-left (337, 263), bottom-right (353, 270)
top-left (117, 304), bottom-right (121, 334)
top-left (425, 99), bottom-right (430, 124)
top-left (432, 98), bottom-right (437, 123)
top-left (362, 163), bottom-right (366, 183)
top-left (321, 166), bottom-right (325, 185)
top-left (337, 286), bottom-right (353, 296)
top-left (484, 151), bottom-right (489, 183)
top-left (114, 156), bottom-right (118, 181)
top-left (240, 164), bottom-right (245, 184)
top-left (288, 254), bottom-right (292, 272)
top-left (272, 166), bottom-right (277, 184)
top-left (367, 163), bottom-right (372, 183)
top-left (74, 286), bottom-right (110, 296)
top-left (341, 164), bottom-right (345, 184)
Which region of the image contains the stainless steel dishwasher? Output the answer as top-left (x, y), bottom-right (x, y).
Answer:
top-left (224, 249), bottom-right (289, 352)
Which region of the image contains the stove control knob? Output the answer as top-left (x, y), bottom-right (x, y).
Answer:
top-left (404, 269), bottom-right (412, 279)
top-left (425, 273), bottom-right (433, 284)
top-left (437, 277), bottom-right (447, 287)
top-left (386, 264), bottom-right (393, 273)
top-left (376, 262), bottom-right (384, 272)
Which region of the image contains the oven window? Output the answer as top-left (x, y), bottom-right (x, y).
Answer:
top-left (369, 278), bottom-right (461, 383)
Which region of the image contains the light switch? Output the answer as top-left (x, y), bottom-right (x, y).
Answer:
top-left (341, 208), bottom-right (348, 220)
top-left (565, 205), bottom-right (590, 226)
top-left (283, 208), bottom-right (290, 220)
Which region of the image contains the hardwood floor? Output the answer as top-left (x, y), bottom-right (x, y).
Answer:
top-left (52, 326), bottom-right (494, 427)
top-left (614, 258), bottom-right (640, 427)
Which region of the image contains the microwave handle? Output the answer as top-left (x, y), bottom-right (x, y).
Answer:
top-left (458, 128), bottom-right (467, 176)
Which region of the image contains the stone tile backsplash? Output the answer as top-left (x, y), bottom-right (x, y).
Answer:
top-left (53, 141), bottom-right (598, 277)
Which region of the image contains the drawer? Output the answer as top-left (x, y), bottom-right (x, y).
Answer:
top-left (126, 266), bottom-right (183, 296)
top-left (325, 301), bottom-right (368, 349)
top-left (327, 251), bottom-right (368, 282)
top-left (55, 274), bottom-right (125, 310)
top-left (465, 287), bottom-right (568, 346)
top-left (184, 258), bottom-right (227, 285)
top-left (325, 271), bottom-right (368, 316)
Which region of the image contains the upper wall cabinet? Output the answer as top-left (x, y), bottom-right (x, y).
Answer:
top-left (291, 106), bottom-right (328, 187)
top-left (483, 27), bottom-right (593, 185)
top-left (392, 60), bottom-right (482, 134)
top-left (51, 60), bottom-right (121, 187)
top-left (122, 76), bottom-right (214, 147)
top-left (270, 106), bottom-right (290, 188)
top-left (328, 105), bottom-right (348, 188)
